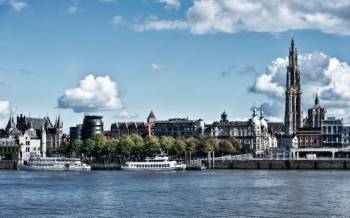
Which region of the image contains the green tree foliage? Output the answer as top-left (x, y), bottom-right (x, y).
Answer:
top-left (128, 135), bottom-right (144, 159)
top-left (218, 139), bottom-right (235, 155)
top-left (169, 139), bottom-right (186, 158)
top-left (144, 136), bottom-right (160, 157)
top-left (72, 139), bottom-right (83, 157)
top-left (61, 133), bottom-right (248, 159)
top-left (185, 137), bottom-right (199, 153)
top-left (105, 139), bottom-right (119, 155)
top-left (119, 136), bottom-right (135, 158)
top-left (83, 139), bottom-right (96, 157)
top-left (228, 137), bottom-right (242, 153)
top-left (160, 136), bottom-right (175, 153)
top-left (92, 134), bottom-right (107, 157)
top-left (197, 137), bottom-right (219, 156)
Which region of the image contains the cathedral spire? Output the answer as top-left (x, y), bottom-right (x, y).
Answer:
top-left (284, 38), bottom-right (303, 136)
top-left (315, 93), bottom-right (319, 105)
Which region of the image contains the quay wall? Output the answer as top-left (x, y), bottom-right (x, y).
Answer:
top-left (89, 162), bottom-right (121, 170)
top-left (0, 160), bottom-right (17, 170)
top-left (210, 160), bottom-right (350, 170)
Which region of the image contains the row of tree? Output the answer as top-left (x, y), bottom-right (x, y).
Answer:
top-left (57, 134), bottom-right (251, 160)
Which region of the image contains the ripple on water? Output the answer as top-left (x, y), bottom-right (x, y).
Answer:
top-left (0, 170), bottom-right (350, 217)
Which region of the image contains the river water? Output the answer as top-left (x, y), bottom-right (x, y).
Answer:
top-left (1, 170), bottom-right (350, 217)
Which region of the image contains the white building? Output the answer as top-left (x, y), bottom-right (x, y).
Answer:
top-left (208, 109), bottom-right (276, 156)
top-left (4, 116), bottom-right (47, 162)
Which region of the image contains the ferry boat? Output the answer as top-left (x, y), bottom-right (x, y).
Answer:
top-left (122, 153), bottom-right (186, 171)
top-left (18, 157), bottom-right (91, 171)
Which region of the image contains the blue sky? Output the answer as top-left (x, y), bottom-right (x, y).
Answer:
top-left (1, 0), bottom-right (350, 131)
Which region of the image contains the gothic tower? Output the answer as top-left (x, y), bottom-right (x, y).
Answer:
top-left (284, 38), bottom-right (303, 135)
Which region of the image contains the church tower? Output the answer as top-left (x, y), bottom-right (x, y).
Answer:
top-left (284, 38), bottom-right (303, 135)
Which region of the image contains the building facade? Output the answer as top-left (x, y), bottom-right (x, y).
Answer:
top-left (305, 94), bottom-right (326, 128)
top-left (321, 117), bottom-right (343, 148)
top-left (208, 109), bottom-right (274, 155)
top-left (110, 111), bottom-right (204, 139)
top-left (69, 124), bottom-right (82, 142)
top-left (81, 115), bottom-right (104, 140)
top-left (284, 38), bottom-right (303, 135)
top-left (152, 118), bottom-right (204, 138)
top-left (295, 94), bottom-right (325, 148)
top-left (296, 127), bottom-right (321, 148)
top-left (3, 114), bottom-right (62, 152)
top-left (110, 122), bottom-right (148, 138)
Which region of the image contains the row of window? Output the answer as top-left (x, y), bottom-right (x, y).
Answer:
top-left (131, 164), bottom-right (170, 168)
top-left (31, 164), bottom-right (54, 167)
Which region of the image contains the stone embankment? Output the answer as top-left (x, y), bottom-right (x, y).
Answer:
top-left (89, 162), bottom-right (121, 170)
top-left (212, 159), bottom-right (350, 170)
top-left (0, 160), bottom-right (17, 170)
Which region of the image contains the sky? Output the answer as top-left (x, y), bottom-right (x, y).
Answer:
top-left (0, 0), bottom-right (350, 131)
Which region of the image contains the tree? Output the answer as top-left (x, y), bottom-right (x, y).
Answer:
top-left (218, 139), bottom-right (235, 155)
top-left (160, 136), bottom-right (175, 153)
top-left (84, 139), bottom-right (96, 157)
top-left (228, 137), bottom-right (241, 153)
top-left (72, 139), bottom-right (83, 157)
top-left (119, 136), bottom-right (135, 158)
top-left (197, 137), bottom-right (219, 156)
top-left (185, 137), bottom-right (199, 153)
top-left (105, 139), bottom-right (119, 156)
top-left (169, 139), bottom-right (186, 159)
top-left (92, 134), bottom-right (108, 157)
top-left (144, 136), bottom-right (160, 157)
top-left (130, 135), bottom-right (144, 159)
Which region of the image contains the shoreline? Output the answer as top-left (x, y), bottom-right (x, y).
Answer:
top-left (3, 159), bottom-right (350, 170)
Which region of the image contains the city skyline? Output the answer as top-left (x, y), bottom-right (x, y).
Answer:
top-left (1, 0), bottom-right (350, 131)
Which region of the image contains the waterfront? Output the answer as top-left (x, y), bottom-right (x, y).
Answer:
top-left (1, 171), bottom-right (350, 217)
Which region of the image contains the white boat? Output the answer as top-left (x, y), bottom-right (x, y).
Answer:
top-left (122, 153), bottom-right (186, 171)
top-left (18, 157), bottom-right (91, 171)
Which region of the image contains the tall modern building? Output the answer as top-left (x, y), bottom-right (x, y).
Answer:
top-left (284, 38), bottom-right (303, 135)
top-left (81, 115), bottom-right (104, 140)
top-left (69, 124), bottom-right (82, 142)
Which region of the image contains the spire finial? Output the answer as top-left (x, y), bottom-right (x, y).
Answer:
top-left (315, 92), bottom-right (319, 105)
top-left (260, 104), bottom-right (264, 118)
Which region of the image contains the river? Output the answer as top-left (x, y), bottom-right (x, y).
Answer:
top-left (1, 170), bottom-right (350, 217)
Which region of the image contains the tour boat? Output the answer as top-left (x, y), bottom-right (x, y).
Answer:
top-left (122, 153), bottom-right (186, 171)
top-left (18, 157), bottom-right (91, 171)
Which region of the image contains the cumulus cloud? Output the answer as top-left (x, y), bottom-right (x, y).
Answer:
top-left (111, 16), bottom-right (123, 25)
top-left (8, 0), bottom-right (28, 12)
top-left (134, 16), bottom-right (188, 32)
top-left (114, 110), bottom-right (139, 119)
top-left (0, 100), bottom-right (11, 127)
top-left (135, 0), bottom-right (350, 35)
top-left (58, 74), bottom-right (123, 113)
top-left (67, 3), bottom-right (79, 14)
top-left (97, 0), bottom-right (117, 3)
top-left (158, 0), bottom-right (180, 10)
top-left (151, 63), bottom-right (165, 71)
top-left (249, 51), bottom-right (350, 121)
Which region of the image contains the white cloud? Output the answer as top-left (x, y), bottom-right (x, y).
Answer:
top-left (151, 63), bottom-right (165, 71)
top-left (67, 3), bottom-right (79, 14)
top-left (134, 16), bottom-right (188, 32)
top-left (0, 100), bottom-right (11, 127)
top-left (97, 0), bottom-right (117, 3)
top-left (158, 0), bottom-right (180, 10)
top-left (114, 110), bottom-right (139, 119)
top-left (9, 0), bottom-right (28, 12)
top-left (135, 0), bottom-right (350, 35)
top-left (111, 16), bottom-right (123, 25)
top-left (249, 51), bottom-right (350, 121)
top-left (58, 74), bottom-right (123, 113)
